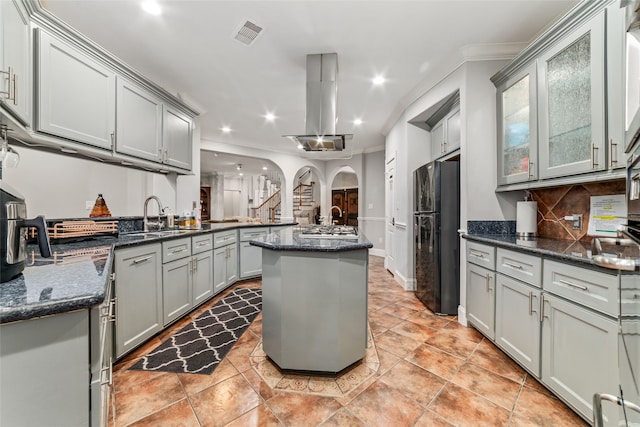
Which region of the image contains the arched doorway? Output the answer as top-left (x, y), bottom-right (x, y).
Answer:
top-left (330, 171), bottom-right (358, 226)
top-left (292, 166), bottom-right (321, 225)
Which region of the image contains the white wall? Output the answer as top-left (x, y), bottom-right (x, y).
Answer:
top-left (3, 119), bottom-right (200, 219)
top-left (361, 150), bottom-right (386, 256)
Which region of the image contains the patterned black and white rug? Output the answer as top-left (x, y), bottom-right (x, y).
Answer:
top-left (130, 288), bottom-right (261, 375)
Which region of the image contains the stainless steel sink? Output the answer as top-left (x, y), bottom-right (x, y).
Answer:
top-left (298, 225), bottom-right (358, 239)
top-left (124, 229), bottom-right (192, 238)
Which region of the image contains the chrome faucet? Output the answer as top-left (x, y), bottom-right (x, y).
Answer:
top-left (330, 205), bottom-right (343, 217)
top-left (143, 196), bottom-right (165, 231)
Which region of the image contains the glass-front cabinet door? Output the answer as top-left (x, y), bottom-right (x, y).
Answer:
top-left (497, 63), bottom-right (537, 185)
top-left (538, 11), bottom-right (606, 179)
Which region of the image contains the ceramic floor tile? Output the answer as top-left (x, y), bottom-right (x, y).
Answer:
top-left (223, 403), bottom-right (283, 427)
top-left (522, 374), bottom-right (554, 396)
top-left (390, 319), bottom-right (437, 343)
top-left (114, 373), bottom-right (186, 426)
top-left (442, 322), bottom-right (485, 343)
top-left (177, 358), bottom-right (240, 396)
top-left (346, 381), bottom-right (424, 427)
top-left (510, 387), bottom-right (589, 427)
top-left (319, 407), bottom-right (367, 427)
top-left (379, 304), bottom-right (420, 320)
top-left (226, 338), bottom-right (260, 373)
top-left (378, 359), bottom-right (446, 406)
top-left (406, 343), bottom-right (465, 380)
top-left (368, 310), bottom-right (404, 331)
top-left (414, 410), bottom-right (456, 427)
top-left (396, 296), bottom-right (430, 311)
top-left (374, 329), bottom-right (424, 358)
top-left (242, 367), bottom-right (280, 401)
top-left (266, 393), bottom-right (343, 427)
top-left (372, 347), bottom-right (401, 377)
top-left (124, 398), bottom-right (200, 427)
top-left (189, 374), bottom-right (261, 427)
top-left (468, 339), bottom-right (527, 384)
top-left (113, 365), bottom-right (167, 394)
top-left (426, 332), bottom-right (480, 359)
top-left (430, 382), bottom-right (511, 427)
top-left (450, 363), bottom-right (521, 410)
top-left (410, 312), bottom-right (454, 330)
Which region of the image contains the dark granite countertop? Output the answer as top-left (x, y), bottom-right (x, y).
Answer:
top-left (463, 233), bottom-right (640, 270)
top-left (0, 222), bottom-right (295, 324)
top-left (250, 226), bottom-right (373, 252)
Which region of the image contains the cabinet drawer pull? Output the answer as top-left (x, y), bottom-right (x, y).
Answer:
top-left (11, 72), bottom-right (17, 105)
top-left (559, 279), bottom-right (588, 291)
top-left (470, 250), bottom-right (485, 258)
top-left (528, 291), bottom-right (533, 316)
top-left (504, 261), bottom-right (523, 270)
top-left (485, 274), bottom-right (492, 292)
top-left (196, 241), bottom-right (209, 247)
top-left (592, 144), bottom-right (599, 168)
top-left (132, 255), bottom-right (152, 264)
top-left (171, 247), bottom-right (188, 254)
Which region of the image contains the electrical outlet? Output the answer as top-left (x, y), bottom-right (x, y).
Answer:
top-left (85, 201), bottom-right (93, 210)
top-left (571, 213), bottom-right (583, 230)
top-left (368, 203), bottom-right (373, 209)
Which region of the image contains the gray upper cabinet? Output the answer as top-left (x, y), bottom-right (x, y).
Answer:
top-left (496, 63), bottom-right (538, 185)
top-left (163, 105), bottom-right (192, 170)
top-left (538, 11), bottom-right (606, 179)
top-left (36, 28), bottom-right (115, 150)
top-left (115, 77), bottom-right (163, 162)
top-left (0, 0), bottom-right (30, 125)
top-left (605, 3), bottom-right (627, 168)
top-left (431, 104), bottom-right (460, 159)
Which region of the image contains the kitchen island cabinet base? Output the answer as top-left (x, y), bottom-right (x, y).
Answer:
top-left (261, 248), bottom-right (368, 373)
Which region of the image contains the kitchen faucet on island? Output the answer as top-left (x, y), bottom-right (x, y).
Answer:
top-left (330, 205), bottom-right (342, 225)
top-left (143, 196), bottom-right (165, 231)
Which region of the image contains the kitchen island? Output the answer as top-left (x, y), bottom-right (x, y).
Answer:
top-left (250, 226), bottom-right (373, 373)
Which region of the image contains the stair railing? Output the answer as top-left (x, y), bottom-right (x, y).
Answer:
top-left (252, 190), bottom-right (281, 223)
top-left (293, 181), bottom-right (314, 207)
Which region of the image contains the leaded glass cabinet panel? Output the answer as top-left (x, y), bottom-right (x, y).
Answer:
top-left (538, 11), bottom-right (605, 179)
top-left (497, 63), bottom-right (537, 185)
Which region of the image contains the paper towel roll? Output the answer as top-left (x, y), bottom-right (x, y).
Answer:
top-left (516, 201), bottom-right (538, 237)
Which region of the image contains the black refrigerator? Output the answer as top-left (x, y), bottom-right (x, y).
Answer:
top-left (414, 160), bottom-right (460, 315)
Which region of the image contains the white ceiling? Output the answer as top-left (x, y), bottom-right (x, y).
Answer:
top-left (42, 0), bottom-right (578, 176)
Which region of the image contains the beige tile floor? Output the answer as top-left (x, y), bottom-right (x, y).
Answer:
top-left (111, 256), bottom-right (588, 427)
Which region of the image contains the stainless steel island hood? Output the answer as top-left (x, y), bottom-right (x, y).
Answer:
top-left (285, 53), bottom-right (352, 151)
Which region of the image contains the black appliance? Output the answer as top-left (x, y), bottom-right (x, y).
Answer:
top-left (413, 160), bottom-right (460, 315)
top-left (1, 181), bottom-right (51, 283)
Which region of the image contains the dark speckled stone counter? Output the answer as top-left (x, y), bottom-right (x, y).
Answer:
top-left (249, 226), bottom-right (373, 252)
top-left (0, 222), bottom-right (295, 324)
top-left (463, 233), bottom-right (640, 269)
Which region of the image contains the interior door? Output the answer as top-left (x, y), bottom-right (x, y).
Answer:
top-left (386, 158), bottom-right (396, 274)
top-left (346, 189), bottom-right (358, 226)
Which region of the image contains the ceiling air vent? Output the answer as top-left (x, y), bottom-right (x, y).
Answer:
top-left (234, 20), bottom-right (263, 46)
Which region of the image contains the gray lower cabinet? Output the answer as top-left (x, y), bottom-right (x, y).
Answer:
top-left (239, 227), bottom-right (269, 278)
top-left (162, 236), bottom-right (215, 325)
top-left (163, 256), bottom-right (193, 326)
top-left (213, 230), bottom-right (238, 294)
top-left (0, 310), bottom-right (90, 426)
top-left (466, 263), bottom-right (496, 340)
top-left (114, 243), bottom-right (163, 358)
top-left (541, 292), bottom-right (618, 423)
top-left (214, 243), bottom-right (238, 294)
top-left (90, 275), bottom-right (114, 427)
top-left (495, 273), bottom-right (541, 376)
top-left (36, 28), bottom-right (116, 149)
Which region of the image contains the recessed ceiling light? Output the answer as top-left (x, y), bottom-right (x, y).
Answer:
top-left (372, 75), bottom-right (386, 85)
top-left (297, 144), bottom-right (304, 150)
top-left (353, 118), bottom-right (363, 126)
top-left (221, 126), bottom-right (231, 133)
top-left (141, 1), bottom-right (162, 15)
top-left (239, 172), bottom-right (244, 177)
top-left (262, 166), bottom-right (268, 170)
top-left (265, 113), bottom-right (276, 122)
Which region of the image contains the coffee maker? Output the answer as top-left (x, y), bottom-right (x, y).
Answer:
top-left (0, 181), bottom-right (51, 283)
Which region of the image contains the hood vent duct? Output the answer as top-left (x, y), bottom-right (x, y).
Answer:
top-left (285, 53), bottom-right (352, 151)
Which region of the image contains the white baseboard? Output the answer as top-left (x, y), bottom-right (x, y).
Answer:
top-left (369, 248), bottom-right (385, 257)
top-left (457, 305), bottom-right (467, 326)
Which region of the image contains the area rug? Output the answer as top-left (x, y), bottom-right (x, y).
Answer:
top-left (130, 288), bottom-right (261, 375)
